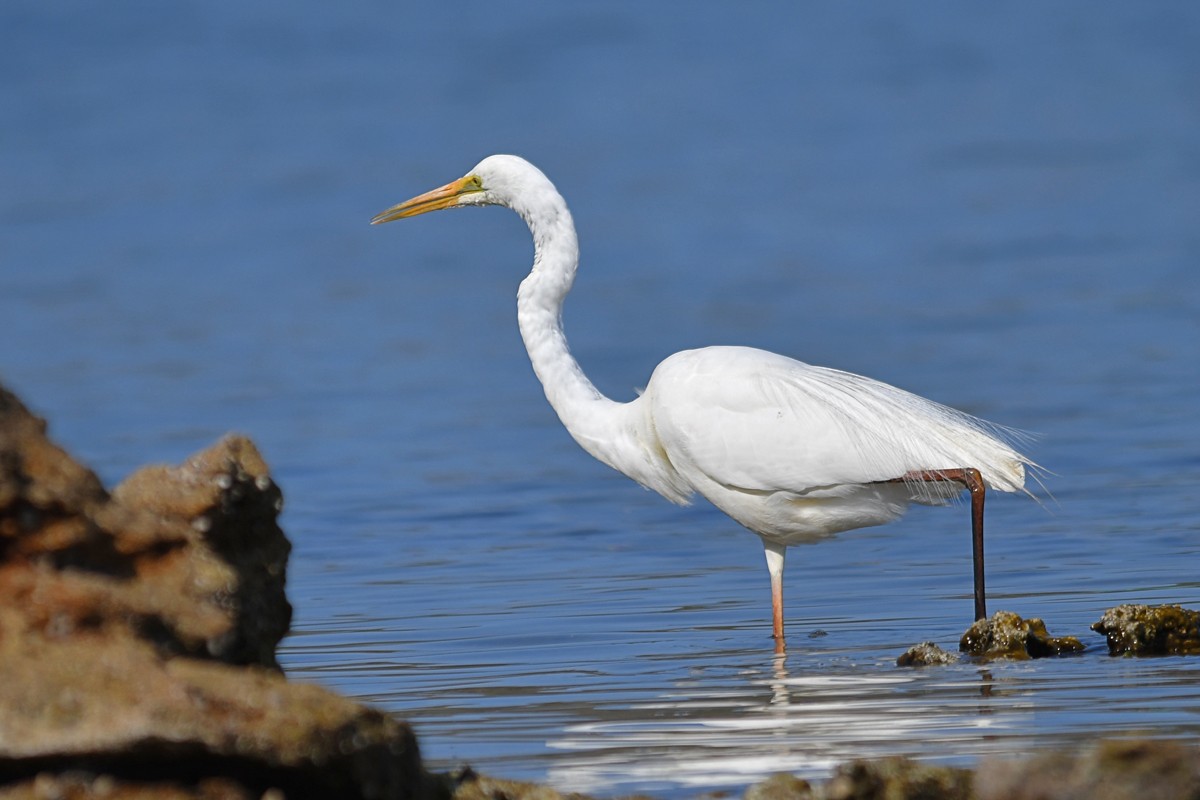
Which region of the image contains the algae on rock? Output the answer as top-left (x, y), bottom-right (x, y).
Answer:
top-left (960, 610), bottom-right (1085, 660)
top-left (1091, 603), bottom-right (1200, 656)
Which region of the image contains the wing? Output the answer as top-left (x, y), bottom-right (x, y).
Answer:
top-left (643, 346), bottom-right (1030, 496)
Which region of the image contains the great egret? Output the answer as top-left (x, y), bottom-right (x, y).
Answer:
top-left (372, 155), bottom-right (1034, 651)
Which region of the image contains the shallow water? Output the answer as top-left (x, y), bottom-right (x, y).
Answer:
top-left (3, 3), bottom-right (1199, 795)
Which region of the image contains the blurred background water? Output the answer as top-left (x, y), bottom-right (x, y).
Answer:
top-left (2, 2), bottom-right (1199, 795)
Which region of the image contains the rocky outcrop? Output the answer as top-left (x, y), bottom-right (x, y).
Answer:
top-left (0, 633), bottom-right (423, 799)
top-left (0, 385), bottom-right (423, 799)
top-left (0, 386), bottom-right (290, 668)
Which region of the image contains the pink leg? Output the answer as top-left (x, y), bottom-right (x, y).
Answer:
top-left (763, 540), bottom-right (787, 652)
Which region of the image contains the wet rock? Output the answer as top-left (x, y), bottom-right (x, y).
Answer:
top-left (821, 758), bottom-right (972, 800)
top-left (1090, 603), bottom-right (1200, 656)
top-left (974, 738), bottom-right (1200, 800)
top-left (447, 743), bottom-right (1200, 800)
top-left (959, 611), bottom-right (1085, 660)
top-left (896, 641), bottom-right (961, 667)
top-left (743, 772), bottom-right (815, 800)
top-left (447, 767), bottom-right (590, 800)
top-left (0, 385), bottom-right (290, 668)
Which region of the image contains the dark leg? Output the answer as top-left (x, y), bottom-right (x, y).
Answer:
top-left (885, 468), bottom-right (987, 620)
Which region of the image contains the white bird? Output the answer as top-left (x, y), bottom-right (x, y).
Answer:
top-left (372, 155), bottom-right (1034, 651)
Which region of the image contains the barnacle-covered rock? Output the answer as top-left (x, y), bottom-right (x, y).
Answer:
top-left (1091, 604), bottom-right (1200, 656)
top-left (896, 641), bottom-right (961, 666)
top-left (960, 611), bottom-right (1085, 660)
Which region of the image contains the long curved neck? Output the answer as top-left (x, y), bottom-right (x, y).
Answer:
top-left (513, 195), bottom-right (625, 463)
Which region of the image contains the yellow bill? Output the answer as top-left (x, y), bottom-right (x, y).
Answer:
top-left (371, 174), bottom-right (484, 224)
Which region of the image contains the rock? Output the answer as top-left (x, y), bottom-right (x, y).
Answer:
top-left (0, 631), bottom-right (424, 799)
top-left (0, 385), bottom-right (291, 668)
top-left (974, 738), bottom-right (1200, 800)
top-left (743, 772), bottom-right (815, 800)
top-left (1090, 604), bottom-right (1200, 656)
top-left (821, 758), bottom-right (972, 800)
top-left (446, 767), bottom-right (588, 800)
top-left (0, 384), bottom-right (423, 799)
top-left (896, 642), bottom-right (961, 667)
top-left (0, 774), bottom-right (261, 799)
top-left (0, 387), bottom-right (108, 513)
top-left (959, 611), bottom-right (1085, 660)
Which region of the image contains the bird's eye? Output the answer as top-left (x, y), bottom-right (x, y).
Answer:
top-left (466, 175), bottom-right (483, 190)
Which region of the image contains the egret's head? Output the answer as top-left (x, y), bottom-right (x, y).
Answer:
top-left (371, 155), bottom-right (554, 224)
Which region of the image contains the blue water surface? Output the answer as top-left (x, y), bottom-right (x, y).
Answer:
top-left (2, 3), bottom-right (1199, 795)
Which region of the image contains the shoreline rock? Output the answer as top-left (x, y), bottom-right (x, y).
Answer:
top-left (0, 386), bottom-right (291, 669)
top-left (0, 633), bottom-right (424, 799)
top-left (0, 384), bottom-right (424, 799)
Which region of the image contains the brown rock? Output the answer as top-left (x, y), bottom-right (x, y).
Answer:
top-left (0, 386), bottom-right (290, 668)
top-left (743, 772), bottom-right (815, 800)
top-left (974, 739), bottom-right (1200, 800)
top-left (822, 758), bottom-right (972, 800)
top-left (0, 384), bottom-right (426, 799)
top-left (0, 632), bottom-right (423, 799)
top-left (959, 611), bottom-right (1085, 661)
top-left (0, 774), bottom-right (259, 799)
top-left (0, 387), bottom-right (107, 515)
top-left (1091, 604), bottom-right (1200, 656)
top-left (896, 642), bottom-right (961, 667)
top-left (447, 767), bottom-right (589, 800)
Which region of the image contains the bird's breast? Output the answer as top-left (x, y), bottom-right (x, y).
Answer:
top-left (693, 481), bottom-right (914, 546)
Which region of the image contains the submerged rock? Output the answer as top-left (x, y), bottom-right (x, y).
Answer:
top-left (975, 738), bottom-right (1200, 800)
top-left (896, 641), bottom-right (961, 667)
top-left (1091, 603), bottom-right (1200, 656)
top-left (959, 611), bottom-right (1085, 660)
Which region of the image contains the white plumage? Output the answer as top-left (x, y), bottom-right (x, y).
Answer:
top-left (373, 154), bottom-right (1035, 650)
